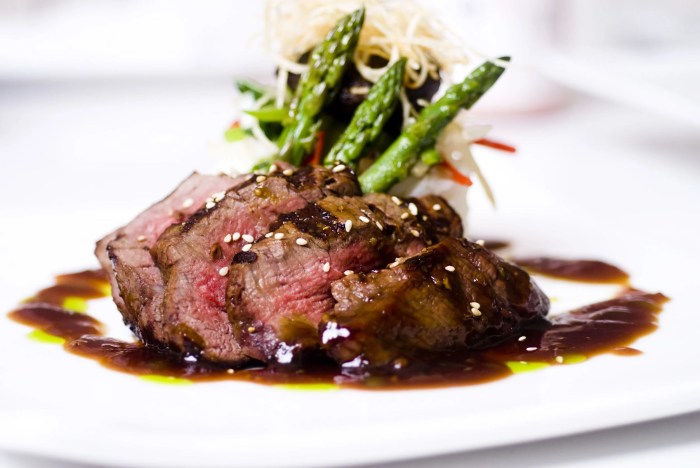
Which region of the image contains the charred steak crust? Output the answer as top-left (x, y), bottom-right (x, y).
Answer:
top-left (151, 166), bottom-right (360, 363)
top-left (226, 193), bottom-right (466, 363)
top-left (412, 194), bottom-right (463, 239)
top-left (361, 193), bottom-right (463, 257)
top-left (320, 237), bottom-right (550, 370)
top-left (226, 196), bottom-right (396, 363)
top-left (95, 172), bottom-right (242, 345)
top-left (99, 165), bottom-right (544, 374)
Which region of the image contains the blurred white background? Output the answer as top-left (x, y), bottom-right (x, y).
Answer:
top-left (1, 0), bottom-right (699, 121)
top-left (1, 2), bottom-right (700, 468)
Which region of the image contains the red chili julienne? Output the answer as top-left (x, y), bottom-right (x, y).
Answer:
top-left (441, 159), bottom-right (473, 186)
top-left (473, 138), bottom-right (516, 153)
top-left (305, 131), bottom-right (326, 166)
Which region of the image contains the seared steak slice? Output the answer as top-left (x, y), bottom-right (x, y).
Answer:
top-left (321, 238), bottom-right (549, 370)
top-left (226, 196), bottom-right (397, 363)
top-left (226, 193), bottom-right (464, 363)
top-left (152, 166), bottom-right (360, 363)
top-left (412, 194), bottom-right (463, 239)
top-left (362, 193), bottom-right (463, 256)
top-left (95, 172), bottom-right (240, 344)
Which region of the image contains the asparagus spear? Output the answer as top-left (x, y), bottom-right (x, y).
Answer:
top-left (324, 58), bottom-right (407, 168)
top-left (278, 8), bottom-right (365, 166)
top-left (359, 57), bottom-right (510, 193)
top-left (236, 79), bottom-right (267, 100)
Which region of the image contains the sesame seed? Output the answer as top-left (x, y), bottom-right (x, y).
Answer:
top-left (256, 175), bottom-right (267, 183)
top-left (253, 188), bottom-right (263, 197)
top-left (388, 261), bottom-right (399, 268)
top-left (218, 266), bottom-right (229, 276)
top-left (232, 232), bottom-right (241, 241)
top-left (137, 235), bottom-right (147, 242)
top-left (242, 243), bottom-right (252, 252)
top-left (471, 308), bottom-right (482, 317)
top-left (408, 203), bottom-right (418, 216)
top-left (223, 234), bottom-right (232, 243)
top-left (555, 356), bottom-right (564, 363)
top-left (242, 234), bottom-right (254, 243)
top-left (518, 336), bottom-right (526, 342)
top-left (274, 233), bottom-right (284, 240)
top-left (469, 302), bottom-right (481, 309)
top-left (344, 220), bottom-right (353, 233)
top-left (226, 369), bottom-right (235, 374)
top-left (375, 221), bottom-right (383, 230)
top-left (323, 262), bottom-right (330, 272)
top-left (265, 232), bottom-right (273, 238)
top-left (526, 347), bottom-right (538, 352)
top-left (296, 238), bottom-right (308, 246)
top-left (205, 201), bottom-right (215, 209)
top-left (400, 212), bottom-right (410, 220)
top-left (282, 169), bottom-right (294, 176)
top-left (475, 239), bottom-right (485, 246)
top-left (182, 198), bottom-right (194, 208)
top-left (358, 215), bottom-right (370, 223)
top-left (393, 358), bottom-right (407, 369)
top-left (432, 203), bottom-right (442, 211)
top-left (269, 164), bottom-right (278, 173)
top-left (332, 164), bottom-right (346, 173)
top-left (247, 326), bottom-right (256, 333)
top-left (212, 192), bottom-right (225, 202)
top-left (445, 265), bottom-right (455, 272)
top-left (344, 270), bottom-right (354, 276)
top-left (410, 229), bottom-right (420, 237)
top-left (391, 196), bottom-right (402, 205)
top-left (422, 215), bottom-right (428, 221)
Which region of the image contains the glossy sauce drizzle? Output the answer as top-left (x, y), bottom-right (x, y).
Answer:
top-left (7, 264), bottom-right (667, 389)
top-left (513, 257), bottom-right (630, 284)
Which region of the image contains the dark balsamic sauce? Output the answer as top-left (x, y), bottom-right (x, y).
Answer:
top-left (7, 266), bottom-right (667, 389)
top-left (513, 257), bottom-right (630, 284)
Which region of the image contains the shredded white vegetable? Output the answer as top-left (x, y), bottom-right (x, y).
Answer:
top-left (213, 0), bottom-right (503, 223)
top-left (436, 113), bottom-right (496, 206)
top-left (393, 112), bottom-right (497, 230)
top-left (265, 0), bottom-right (470, 97)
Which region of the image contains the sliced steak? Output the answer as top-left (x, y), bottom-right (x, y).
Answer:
top-left (152, 166), bottom-right (360, 363)
top-left (226, 196), bottom-right (395, 363)
top-left (95, 172), bottom-right (240, 344)
top-left (321, 237), bottom-right (550, 370)
top-left (362, 193), bottom-right (463, 257)
top-left (226, 193), bottom-right (464, 363)
top-left (412, 194), bottom-right (463, 239)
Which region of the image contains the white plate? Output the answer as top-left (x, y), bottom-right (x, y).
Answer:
top-left (0, 81), bottom-right (698, 467)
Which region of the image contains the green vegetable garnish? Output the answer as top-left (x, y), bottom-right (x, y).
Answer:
top-left (359, 58), bottom-right (509, 193)
top-left (235, 79), bottom-right (268, 100)
top-left (278, 8), bottom-right (365, 166)
top-left (419, 147), bottom-right (442, 166)
top-left (224, 127), bottom-right (249, 142)
top-left (324, 58), bottom-right (407, 168)
top-left (245, 106), bottom-right (291, 124)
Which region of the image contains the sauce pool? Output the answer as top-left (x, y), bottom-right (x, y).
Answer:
top-left (513, 257), bottom-right (630, 284)
top-left (7, 264), bottom-right (667, 389)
